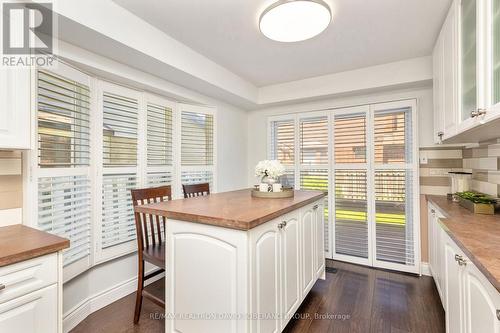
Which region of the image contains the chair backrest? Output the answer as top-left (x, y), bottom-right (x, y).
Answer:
top-left (182, 183), bottom-right (210, 198)
top-left (131, 186), bottom-right (171, 250)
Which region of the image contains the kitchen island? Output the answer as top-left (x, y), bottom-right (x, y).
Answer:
top-left (135, 189), bottom-right (326, 333)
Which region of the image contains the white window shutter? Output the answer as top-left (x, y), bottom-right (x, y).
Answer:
top-left (180, 105), bottom-right (215, 192)
top-left (36, 65), bottom-right (92, 280)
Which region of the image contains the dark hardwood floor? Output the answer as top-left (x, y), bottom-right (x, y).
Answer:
top-left (70, 260), bottom-right (445, 333)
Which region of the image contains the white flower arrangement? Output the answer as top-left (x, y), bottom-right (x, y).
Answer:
top-left (255, 160), bottom-right (285, 181)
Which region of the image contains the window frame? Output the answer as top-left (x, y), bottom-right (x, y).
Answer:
top-left (27, 61), bottom-right (218, 280)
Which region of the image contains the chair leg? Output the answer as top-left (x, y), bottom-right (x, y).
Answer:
top-left (134, 260), bottom-right (145, 324)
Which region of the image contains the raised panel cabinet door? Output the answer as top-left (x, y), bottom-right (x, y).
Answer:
top-left (443, 2), bottom-right (458, 136)
top-left (428, 205), bottom-right (436, 276)
top-left (445, 241), bottom-right (464, 333)
top-left (280, 214), bottom-right (301, 329)
top-left (301, 206), bottom-right (315, 297)
top-left (251, 221), bottom-right (281, 333)
top-left (463, 260), bottom-right (500, 333)
top-left (0, 284), bottom-right (58, 333)
top-left (314, 202), bottom-right (325, 277)
top-left (436, 224), bottom-right (446, 309)
top-left (433, 33), bottom-right (445, 143)
top-left (168, 223), bottom-right (245, 333)
top-left (0, 67), bottom-right (31, 149)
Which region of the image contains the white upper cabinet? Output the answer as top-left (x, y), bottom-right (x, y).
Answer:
top-left (433, 1), bottom-right (458, 143)
top-left (0, 67), bottom-right (31, 149)
top-left (433, 0), bottom-right (500, 143)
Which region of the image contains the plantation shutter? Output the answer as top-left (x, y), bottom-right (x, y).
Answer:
top-left (103, 92), bottom-right (138, 167)
top-left (299, 116), bottom-right (330, 255)
top-left (333, 112), bottom-right (369, 259)
top-left (146, 100), bottom-right (173, 186)
top-left (38, 176), bottom-right (91, 265)
top-left (180, 105), bottom-right (215, 191)
top-left (101, 87), bottom-right (139, 254)
top-left (101, 173), bottom-right (138, 248)
top-left (373, 106), bottom-right (414, 266)
top-left (269, 118), bottom-right (295, 187)
top-left (36, 66), bottom-right (92, 280)
top-left (37, 70), bottom-right (91, 168)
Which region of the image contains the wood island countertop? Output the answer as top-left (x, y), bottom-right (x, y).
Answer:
top-left (427, 195), bottom-right (500, 292)
top-left (0, 225), bottom-right (69, 267)
top-left (134, 189), bottom-right (325, 231)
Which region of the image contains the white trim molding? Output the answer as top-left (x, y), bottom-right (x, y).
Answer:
top-left (63, 269), bottom-right (164, 333)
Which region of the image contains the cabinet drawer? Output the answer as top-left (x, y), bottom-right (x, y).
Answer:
top-left (0, 284), bottom-right (58, 333)
top-left (0, 253), bottom-right (58, 304)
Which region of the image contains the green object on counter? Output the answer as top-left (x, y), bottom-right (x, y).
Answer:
top-left (455, 191), bottom-right (498, 204)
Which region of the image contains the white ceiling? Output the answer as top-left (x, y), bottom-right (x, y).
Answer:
top-left (112, 0), bottom-right (451, 87)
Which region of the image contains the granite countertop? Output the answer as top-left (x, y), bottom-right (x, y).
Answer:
top-left (134, 189), bottom-right (325, 231)
top-left (427, 195), bottom-right (500, 292)
top-left (0, 225), bottom-right (69, 267)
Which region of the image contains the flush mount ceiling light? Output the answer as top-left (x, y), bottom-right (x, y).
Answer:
top-left (259, 0), bottom-right (331, 42)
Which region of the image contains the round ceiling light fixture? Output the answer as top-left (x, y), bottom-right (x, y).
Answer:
top-left (259, 0), bottom-right (331, 42)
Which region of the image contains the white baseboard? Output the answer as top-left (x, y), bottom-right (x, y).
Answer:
top-left (420, 262), bottom-right (431, 276)
top-left (63, 269), bottom-right (164, 333)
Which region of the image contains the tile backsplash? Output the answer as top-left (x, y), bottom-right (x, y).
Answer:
top-left (462, 139), bottom-right (500, 198)
top-left (419, 138), bottom-right (500, 198)
top-left (419, 147), bottom-right (463, 196)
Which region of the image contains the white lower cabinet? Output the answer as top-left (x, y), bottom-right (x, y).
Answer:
top-left (463, 259), bottom-right (500, 333)
top-left (166, 198), bottom-right (326, 333)
top-left (251, 220), bottom-right (281, 333)
top-left (280, 213), bottom-right (301, 324)
top-left (250, 200), bottom-right (326, 333)
top-left (0, 284), bottom-right (58, 333)
top-left (427, 203), bottom-right (500, 333)
top-left (444, 239), bottom-right (464, 333)
top-left (0, 253), bottom-right (63, 333)
top-left (300, 207), bottom-right (315, 297)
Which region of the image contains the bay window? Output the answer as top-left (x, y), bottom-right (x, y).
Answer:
top-left (31, 61), bottom-right (216, 280)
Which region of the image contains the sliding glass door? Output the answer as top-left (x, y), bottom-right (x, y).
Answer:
top-left (268, 99), bottom-right (419, 273)
top-left (332, 100), bottom-right (418, 273)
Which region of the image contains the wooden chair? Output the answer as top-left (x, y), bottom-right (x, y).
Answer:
top-left (182, 182), bottom-right (210, 198)
top-left (131, 185), bottom-right (171, 324)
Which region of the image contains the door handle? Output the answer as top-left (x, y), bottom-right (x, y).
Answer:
top-left (496, 309), bottom-right (500, 321)
top-left (0, 284), bottom-right (5, 291)
top-left (313, 205), bottom-right (319, 210)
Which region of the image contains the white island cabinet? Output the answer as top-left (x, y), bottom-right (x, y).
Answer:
top-left (136, 189), bottom-right (326, 333)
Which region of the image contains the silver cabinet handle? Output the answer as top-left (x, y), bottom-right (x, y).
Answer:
top-left (431, 209), bottom-right (435, 214)
top-left (496, 309), bottom-right (500, 321)
top-left (313, 205), bottom-right (319, 210)
top-left (282, 221), bottom-right (287, 227)
top-left (455, 254), bottom-right (467, 266)
top-left (277, 222), bottom-right (284, 229)
top-left (471, 108), bottom-right (487, 118)
top-left (0, 284), bottom-right (5, 291)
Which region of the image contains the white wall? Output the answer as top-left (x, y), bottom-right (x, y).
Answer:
top-left (247, 86), bottom-right (434, 185)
